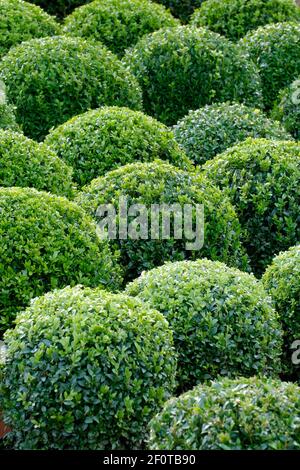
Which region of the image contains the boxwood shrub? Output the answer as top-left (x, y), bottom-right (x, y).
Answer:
top-left (239, 22), bottom-right (300, 110)
top-left (202, 138), bottom-right (300, 276)
top-left (0, 36), bottom-right (142, 141)
top-left (0, 104), bottom-right (20, 132)
top-left (148, 377), bottom-right (300, 450)
top-left (0, 286), bottom-right (177, 449)
top-left (191, 0), bottom-right (300, 41)
top-left (123, 26), bottom-right (263, 125)
top-left (272, 79), bottom-right (300, 140)
top-left (0, 130), bottom-right (74, 196)
top-left (45, 107), bottom-right (191, 187)
top-left (0, 0), bottom-right (60, 58)
top-left (263, 245), bottom-right (300, 380)
top-left (76, 161), bottom-right (248, 281)
top-left (126, 259), bottom-right (282, 390)
top-left (0, 187), bottom-right (121, 334)
top-left (154, 0), bottom-right (205, 22)
top-left (28, 0), bottom-right (91, 18)
top-left (63, 0), bottom-right (179, 56)
top-left (173, 102), bottom-right (292, 165)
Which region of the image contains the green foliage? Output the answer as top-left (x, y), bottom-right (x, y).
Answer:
top-left (263, 245), bottom-right (300, 380)
top-left (173, 102), bottom-right (292, 165)
top-left (0, 0), bottom-right (60, 58)
top-left (126, 259), bottom-right (282, 390)
top-left (0, 130), bottom-right (74, 196)
top-left (123, 26), bottom-right (263, 125)
top-left (0, 187), bottom-right (121, 334)
top-left (0, 104), bottom-right (20, 132)
top-left (45, 107), bottom-right (191, 187)
top-left (0, 286), bottom-right (177, 449)
top-left (154, 0), bottom-right (205, 23)
top-left (28, 0), bottom-right (91, 18)
top-left (76, 160), bottom-right (248, 281)
top-left (148, 377), bottom-right (300, 450)
top-left (239, 22), bottom-right (300, 110)
top-left (202, 138), bottom-right (300, 276)
top-left (191, 0), bottom-right (300, 41)
top-left (0, 36), bottom-right (142, 141)
top-left (272, 79), bottom-right (300, 140)
top-left (63, 0), bottom-right (179, 56)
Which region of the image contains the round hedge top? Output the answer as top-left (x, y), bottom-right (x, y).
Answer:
top-left (123, 26), bottom-right (263, 125)
top-left (0, 130), bottom-right (74, 196)
top-left (0, 0), bottom-right (60, 58)
top-left (272, 78), bottom-right (300, 140)
top-left (0, 103), bottom-right (20, 132)
top-left (263, 244), bottom-right (300, 379)
top-left (173, 102), bottom-right (292, 165)
top-left (0, 187), bottom-right (121, 334)
top-left (154, 0), bottom-right (205, 23)
top-left (76, 160), bottom-right (248, 281)
top-left (191, 0), bottom-right (300, 41)
top-left (45, 106), bottom-right (192, 187)
top-left (63, 0), bottom-right (179, 56)
top-left (239, 22), bottom-right (300, 110)
top-left (148, 377), bottom-right (300, 450)
top-left (126, 259), bottom-right (282, 390)
top-left (0, 36), bottom-right (142, 141)
top-left (1, 286), bottom-right (177, 449)
top-left (202, 138), bottom-right (300, 276)
top-left (28, 0), bottom-right (91, 18)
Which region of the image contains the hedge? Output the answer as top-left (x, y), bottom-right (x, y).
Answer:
top-left (0, 104), bottom-right (20, 132)
top-left (28, 0), bottom-right (91, 18)
top-left (272, 78), bottom-right (300, 140)
top-left (0, 36), bottom-right (142, 141)
top-left (123, 26), bottom-right (263, 125)
top-left (154, 0), bottom-right (205, 22)
top-left (45, 106), bottom-right (191, 187)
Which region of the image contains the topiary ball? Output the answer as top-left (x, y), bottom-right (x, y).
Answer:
top-left (0, 36), bottom-right (142, 141)
top-left (272, 78), bottom-right (300, 140)
top-left (28, 0), bottom-right (91, 18)
top-left (63, 0), bottom-right (179, 57)
top-left (0, 0), bottom-right (60, 58)
top-left (45, 107), bottom-right (191, 187)
top-left (239, 22), bottom-right (300, 110)
top-left (148, 377), bottom-right (300, 450)
top-left (202, 138), bottom-right (300, 276)
top-left (154, 0), bottom-right (205, 23)
top-left (0, 187), bottom-right (121, 334)
top-left (263, 245), bottom-right (300, 380)
top-left (0, 286), bottom-right (177, 449)
top-left (0, 130), bottom-right (74, 196)
top-left (76, 161), bottom-right (248, 281)
top-left (0, 104), bottom-right (20, 132)
top-left (123, 26), bottom-right (263, 125)
top-left (173, 102), bottom-right (292, 165)
top-left (191, 0), bottom-right (300, 42)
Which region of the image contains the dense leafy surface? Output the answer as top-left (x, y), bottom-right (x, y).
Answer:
top-left (45, 107), bottom-right (191, 187)
top-left (28, 0), bottom-right (91, 18)
top-left (0, 104), bottom-right (19, 132)
top-left (154, 0), bottom-right (205, 22)
top-left (149, 377), bottom-right (300, 449)
top-left (0, 188), bottom-right (121, 333)
top-left (202, 138), bottom-right (300, 275)
top-left (124, 26), bottom-right (263, 125)
top-left (173, 102), bottom-right (292, 165)
top-left (191, 0), bottom-right (300, 41)
top-left (0, 36), bottom-right (142, 140)
top-left (263, 245), bottom-right (300, 380)
top-left (272, 79), bottom-right (300, 140)
top-left (0, 286), bottom-right (177, 449)
top-left (63, 0), bottom-right (179, 56)
top-left (76, 161), bottom-right (248, 281)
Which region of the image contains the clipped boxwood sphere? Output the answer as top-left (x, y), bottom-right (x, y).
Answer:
top-left (154, 0), bottom-right (205, 22)
top-left (191, 0), bottom-right (300, 41)
top-left (0, 187), bottom-right (121, 334)
top-left (202, 138), bottom-right (300, 276)
top-left (263, 245), bottom-right (300, 380)
top-left (45, 107), bottom-right (191, 187)
top-left (28, 0), bottom-right (91, 18)
top-left (0, 130), bottom-right (74, 196)
top-left (149, 377), bottom-right (300, 450)
top-left (272, 79), bottom-right (300, 140)
top-left (126, 259), bottom-right (282, 390)
top-left (76, 161), bottom-right (248, 281)
top-left (63, 0), bottom-right (179, 57)
top-left (173, 102), bottom-right (292, 165)
top-left (0, 36), bottom-right (142, 141)
top-left (0, 104), bottom-right (20, 132)
top-left (239, 22), bottom-right (300, 110)
top-left (123, 26), bottom-right (263, 125)
top-left (0, 286), bottom-right (177, 449)
top-left (0, 0), bottom-right (60, 58)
